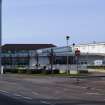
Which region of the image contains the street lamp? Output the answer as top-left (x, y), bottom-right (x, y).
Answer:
top-left (0, 0), bottom-right (2, 74)
top-left (35, 51), bottom-right (39, 69)
top-left (66, 36), bottom-right (70, 75)
top-left (72, 43), bottom-right (75, 64)
top-left (72, 43), bottom-right (75, 48)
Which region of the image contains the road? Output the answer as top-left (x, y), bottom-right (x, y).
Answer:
top-left (0, 92), bottom-right (105, 105)
top-left (0, 74), bottom-right (105, 105)
top-left (0, 93), bottom-right (32, 105)
top-left (0, 93), bottom-right (45, 105)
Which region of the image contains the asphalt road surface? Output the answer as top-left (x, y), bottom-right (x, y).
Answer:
top-left (0, 74), bottom-right (105, 105)
top-left (0, 93), bottom-right (44, 105)
top-left (0, 92), bottom-right (105, 105)
top-left (0, 93), bottom-right (105, 105)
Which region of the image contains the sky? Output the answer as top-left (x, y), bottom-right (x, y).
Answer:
top-left (2, 0), bottom-right (105, 46)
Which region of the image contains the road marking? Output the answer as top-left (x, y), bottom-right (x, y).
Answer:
top-left (76, 86), bottom-right (87, 89)
top-left (32, 91), bottom-right (56, 99)
top-left (13, 93), bottom-right (33, 100)
top-left (13, 93), bottom-right (23, 97)
top-left (32, 91), bottom-right (45, 98)
top-left (40, 101), bottom-right (54, 105)
top-left (22, 96), bottom-right (32, 100)
top-left (96, 89), bottom-right (102, 91)
top-left (32, 91), bottom-right (40, 96)
top-left (32, 92), bottom-right (50, 99)
top-left (86, 92), bottom-right (100, 95)
top-left (0, 90), bottom-right (9, 94)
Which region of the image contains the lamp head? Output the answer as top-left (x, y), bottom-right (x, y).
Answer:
top-left (66, 36), bottom-right (70, 40)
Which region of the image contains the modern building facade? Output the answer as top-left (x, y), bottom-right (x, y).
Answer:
top-left (73, 42), bottom-right (105, 65)
top-left (1, 42), bottom-right (105, 71)
top-left (2, 44), bottom-right (56, 69)
top-left (74, 42), bottom-right (105, 54)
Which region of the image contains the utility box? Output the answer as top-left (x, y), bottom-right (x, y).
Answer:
top-left (94, 60), bottom-right (103, 66)
top-left (0, 66), bottom-right (4, 74)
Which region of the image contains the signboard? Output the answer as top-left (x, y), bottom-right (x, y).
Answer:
top-left (75, 49), bottom-right (80, 56)
top-left (94, 60), bottom-right (103, 66)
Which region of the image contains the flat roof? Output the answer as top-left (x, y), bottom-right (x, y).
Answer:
top-left (74, 42), bottom-right (105, 46)
top-left (2, 44), bottom-right (56, 51)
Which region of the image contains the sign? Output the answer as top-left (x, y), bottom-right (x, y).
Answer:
top-left (75, 49), bottom-right (80, 56)
top-left (94, 60), bottom-right (103, 66)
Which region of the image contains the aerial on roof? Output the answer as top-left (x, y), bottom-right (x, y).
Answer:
top-left (2, 44), bottom-right (56, 51)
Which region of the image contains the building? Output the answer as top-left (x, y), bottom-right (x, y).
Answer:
top-left (1, 42), bottom-right (105, 71)
top-left (74, 42), bottom-right (105, 54)
top-left (2, 44), bottom-right (56, 69)
top-left (72, 42), bottom-right (105, 65)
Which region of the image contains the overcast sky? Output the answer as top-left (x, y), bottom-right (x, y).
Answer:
top-left (2, 0), bottom-right (105, 46)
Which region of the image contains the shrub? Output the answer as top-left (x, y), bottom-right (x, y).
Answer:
top-left (27, 69), bottom-right (43, 74)
top-left (43, 69), bottom-right (60, 74)
top-left (44, 70), bottom-right (52, 74)
top-left (53, 69), bottom-right (60, 74)
top-left (79, 70), bottom-right (88, 74)
top-left (4, 69), bottom-right (11, 73)
top-left (11, 69), bottom-right (18, 73)
top-left (3, 68), bottom-right (18, 73)
top-left (87, 66), bottom-right (105, 69)
top-left (18, 69), bottom-right (27, 74)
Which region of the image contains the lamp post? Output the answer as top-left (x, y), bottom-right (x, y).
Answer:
top-left (36, 51), bottom-right (39, 70)
top-left (66, 36), bottom-right (70, 75)
top-left (0, 0), bottom-right (2, 74)
top-left (72, 43), bottom-right (75, 64)
top-left (50, 48), bottom-right (54, 73)
top-left (75, 48), bottom-right (80, 83)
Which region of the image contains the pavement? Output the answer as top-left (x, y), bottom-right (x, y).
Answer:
top-left (0, 74), bottom-right (105, 105)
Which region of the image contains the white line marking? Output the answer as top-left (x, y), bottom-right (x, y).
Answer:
top-left (0, 90), bottom-right (9, 94)
top-left (86, 92), bottom-right (100, 95)
top-left (76, 86), bottom-right (87, 89)
top-left (0, 90), bottom-right (32, 100)
top-left (32, 92), bottom-right (40, 96)
top-left (96, 89), bottom-right (102, 91)
top-left (13, 94), bottom-right (23, 97)
top-left (13, 93), bottom-right (32, 100)
top-left (22, 96), bottom-right (32, 100)
top-left (41, 101), bottom-right (54, 105)
top-left (32, 92), bottom-right (53, 99)
top-left (32, 92), bottom-right (46, 98)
